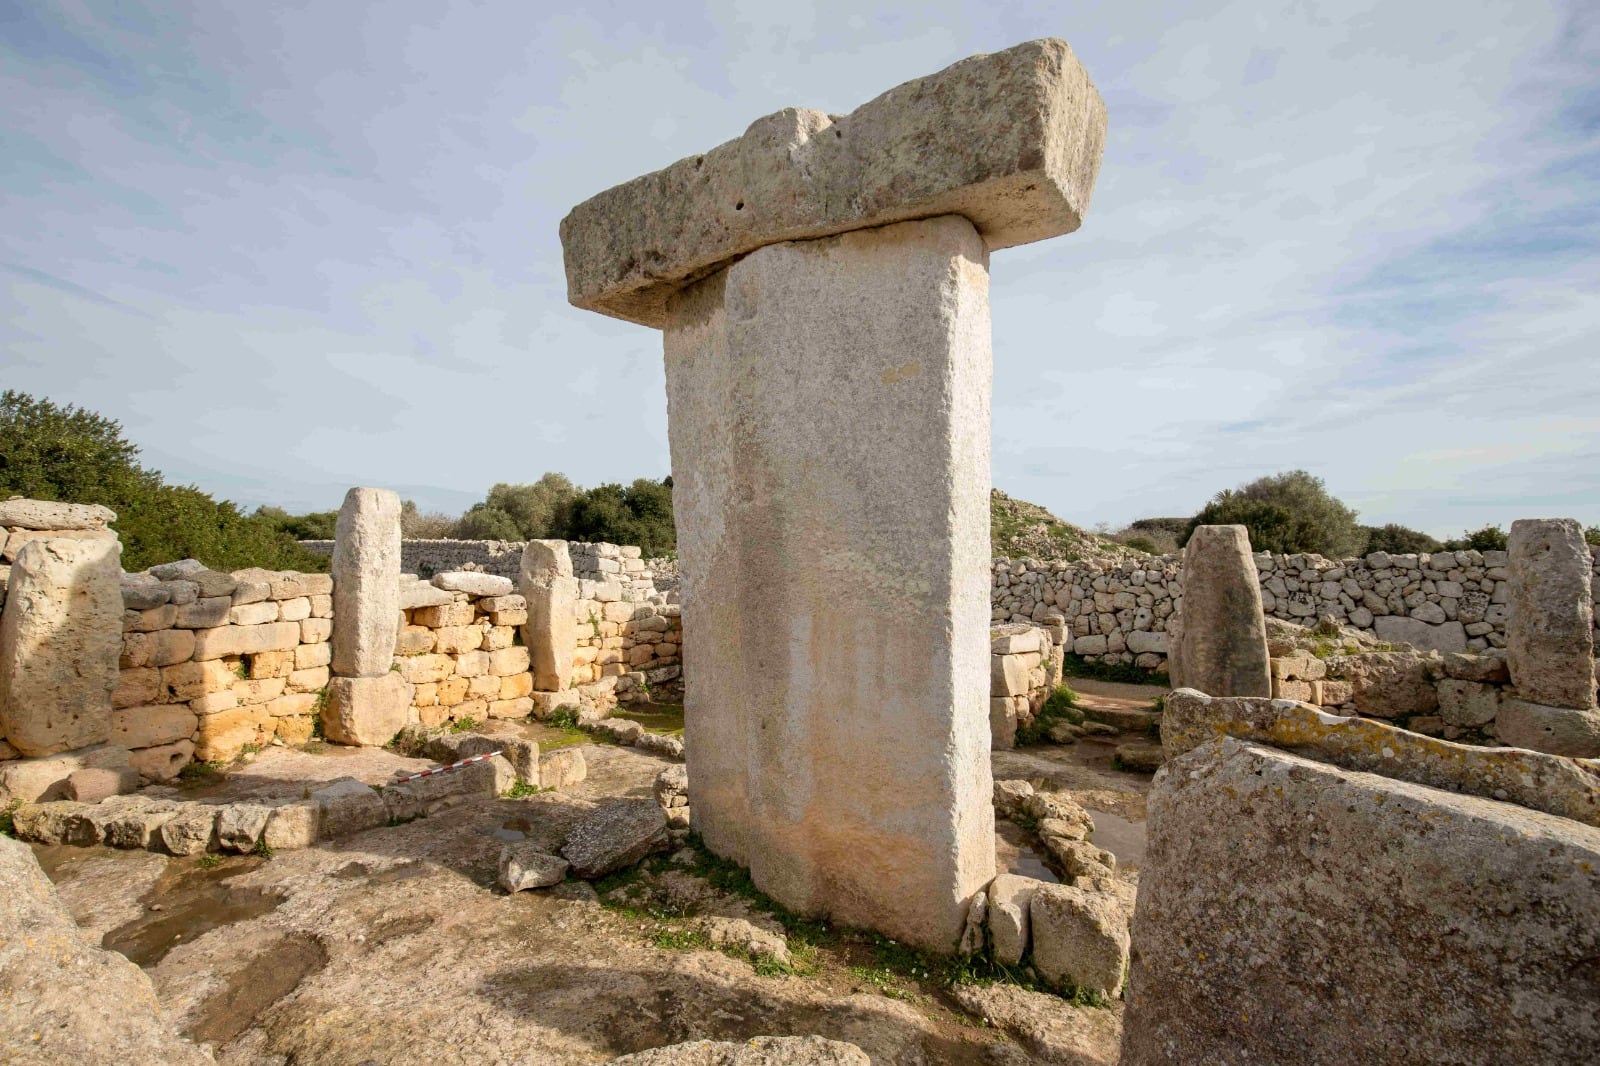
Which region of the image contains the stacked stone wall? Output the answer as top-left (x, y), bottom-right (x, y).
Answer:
top-left (115, 565), bottom-right (333, 778)
top-left (570, 594), bottom-right (682, 700)
top-left (301, 538), bottom-right (677, 594)
top-left (993, 544), bottom-right (1600, 673)
top-left (392, 576), bottom-right (532, 728)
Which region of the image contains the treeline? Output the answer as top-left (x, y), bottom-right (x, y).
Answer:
top-left (0, 391), bottom-right (329, 573)
top-left (257, 473), bottom-right (678, 559)
top-left (1105, 470), bottom-right (1600, 558)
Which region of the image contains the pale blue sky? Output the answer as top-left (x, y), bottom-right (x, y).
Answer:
top-left (3, 1), bottom-right (1596, 536)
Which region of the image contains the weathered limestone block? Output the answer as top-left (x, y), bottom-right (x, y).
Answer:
top-left (322, 673), bottom-right (415, 747)
top-left (561, 799), bottom-right (671, 879)
top-left (128, 739), bottom-right (194, 782)
top-left (1168, 526), bottom-right (1270, 698)
top-left (0, 537), bottom-right (123, 756)
top-left (498, 843), bottom-right (570, 892)
top-left (431, 570), bottom-right (514, 597)
top-left (663, 216), bottom-right (996, 951)
top-left (311, 777), bottom-right (387, 838)
top-left (1161, 688), bottom-right (1600, 828)
top-left (539, 748), bottom-right (587, 791)
top-left (602, 1036), bottom-right (869, 1066)
top-left (1373, 615), bottom-right (1467, 654)
top-left (1325, 650), bottom-right (1439, 718)
top-left (331, 487), bottom-right (402, 677)
top-left (1029, 882), bottom-right (1128, 998)
top-left (1122, 738), bottom-right (1600, 1066)
top-left (987, 872), bottom-right (1042, 966)
top-left (561, 39), bottom-right (1105, 327)
top-left (0, 836), bottom-right (213, 1064)
top-left (1507, 518), bottom-right (1596, 709)
top-left (1498, 697), bottom-right (1600, 759)
top-left (0, 498), bottom-right (115, 529)
top-left (521, 539), bottom-right (579, 691)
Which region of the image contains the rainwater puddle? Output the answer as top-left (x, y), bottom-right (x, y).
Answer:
top-left (102, 855), bottom-right (281, 967)
top-left (490, 817), bottom-right (533, 842)
top-left (1085, 808), bottom-right (1146, 871)
top-left (995, 820), bottom-right (1060, 884)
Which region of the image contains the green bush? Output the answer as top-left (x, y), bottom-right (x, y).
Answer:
top-left (1442, 525), bottom-right (1508, 552)
top-left (1184, 470), bottom-right (1364, 558)
top-left (1586, 526), bottom-right (1600, 547)
top-left (0, 391), bottom-right (328, 572)
top-left (1361, 523), bottom-right (1442, 555)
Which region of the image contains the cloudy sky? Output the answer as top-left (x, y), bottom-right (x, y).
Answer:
top-left (3, 1), bottom-right (1596, 537)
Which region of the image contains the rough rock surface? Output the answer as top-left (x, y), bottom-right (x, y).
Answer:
top-left (1122, 737), bottom-right (1600, 1066)
top-left (521, 539), bottom-right (579, 691)
top-left (322, 672), bottom-right (416, 747)
top-left (0, 835), bottom-right (211, 1064)
top-left (561, 38), bottom-right (1106, 327)
top-left (1507, 518), bottom-right (1596, 709)
top-left (540, 747), bottom-right (588, 791)
top-left (0, 743), bottom-right (132, 805)
top-left (1497, 697), bottom-right (1600, 759)
top-left (562, 799), bottom-right (671, 878)
top-left (0, 498), bottom-right (115, 529)
top-left (1028, 883), bottom-right (1128, 997)
top-left (986, 873), bottom-right (1041, 966)
top-left (1372, 615), bottom-right (1467, 654)
top-left (499, 842), bottom-right (570, 891)
top-left (1324, 649), bottom-right (1439, 718)
top-left (1161, 688), bottom-right (1600, 828)
top-left (604, 1036), bottom-right (870, 1065)
top-left (431, 570), bottom-right (515, 597)
top-left (330, 486), bottom-right (402, 677)
top-left (1167, 525), bottom-right (1271, 698)
top-left (0, 536), bottom-right (123, 756)
top-left (664, 215), bottom-right (995, 951)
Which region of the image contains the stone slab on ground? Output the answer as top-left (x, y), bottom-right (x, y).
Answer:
top-left (562, 798), bottom-right (671, 878)
top-left (1122, 737), bottom-right (1600, 1066)
top-left (499, 843), bottom-right (570, 892)
top-left (561, 38), bottom-right (1106, 327)
top-left (603, 1036), bottom-right (870, 1065)
top-left (0, 835), bottom-right (211, 1065)
top-left (0, 743), bottom-right (132, 805)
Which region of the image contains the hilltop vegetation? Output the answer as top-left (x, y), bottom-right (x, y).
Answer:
top-left (990, 489), bottom-right (1136, 562)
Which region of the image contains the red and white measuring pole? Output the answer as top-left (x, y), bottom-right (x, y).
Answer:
top-left (392, 750), bottom-right (503, 785)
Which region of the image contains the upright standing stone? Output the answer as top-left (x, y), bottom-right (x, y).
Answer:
top-left (665, 215), bottom-right (996, 948)
top-left (559, 39), bottom-right (1105, 952)
top-left (1506, 518), bottom-right (1596, 710)
top-left (0, 537), bottom-right (123, 756)
top-left (520, 540), bottom-right (578, 691)
top-left (330, 487), bottom-right (401, 678)
top-left (1168, 525), bottom-right (1271, 698)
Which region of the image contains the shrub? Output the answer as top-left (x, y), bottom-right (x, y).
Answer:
top-left (1361, 523), bottom-right (1442, 555)
top-left (1441, 524), bottom-right (1509, 552)
top-left (1184, 470), bottom-right (1364, 558)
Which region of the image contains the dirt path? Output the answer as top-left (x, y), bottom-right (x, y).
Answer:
top-left (35, 742), bottom-right (1123, 1066)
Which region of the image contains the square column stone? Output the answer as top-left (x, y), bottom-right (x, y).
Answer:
top-left (330, 487), bottom-right (402, 678)
top-left (1506, 518), bottom-right (1596, 710)
top-left (1167, 525), bottom-right (1272, 698)
top-left (664, 215), bottom-right (996, 950)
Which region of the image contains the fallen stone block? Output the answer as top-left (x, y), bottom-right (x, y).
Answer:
top-left (215, 802), bottom-right (271, 852)
top-left (654, 763), bottom-right (689, 808)
top-left (431, 571), bottom-right (514, 597)
top-left (64, 765), bottom-right (140, 803)
top-left (1498, 697), bottom-right (1600, 759)
top-left (159, 805), bottom-right (219, 855)
top-left (539, 749), bottom-right (587, 791)
top-left (312, 777), bottom-right (388, 838)
top-left (380, 756), bottom-right (509, 821)
top-left (562, 799), bottom-right (670, 879)
top-left (1029, 882), bottom-right (1128, 999)
top-left (498, 842), bottom-right (570, 891)
top-left (987, 872), bottom-right (1042, 966)
top-left (1122, 737), bottom-right (1600, 1066)
top-left (703, 915), bottom-right (791, 966)
top-left (1162, 687), bottom-right (1600, 827)
top-left (11, 801), bottom-right (96, 845)
top-left (262, 800), bottom-right (320, 851)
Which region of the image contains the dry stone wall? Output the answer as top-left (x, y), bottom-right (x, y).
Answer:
top-left (391, 574), bottom-right (533, 728)
top-left (993, 544), bottom-right (1600, 673)
top-left (302, 538), bottom-right (676, 595)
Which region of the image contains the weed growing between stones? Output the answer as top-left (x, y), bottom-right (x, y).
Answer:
top-left (501, 781), bottom-right (543, 799)
top-left (0, 799), bottom-right (20, 838)
top-left (450, 717), bottom-right (479, 733)
top-left (198, 853), bottom-right (222, 869)
top-left (546, 706), bottom-right (580, 730)
top-left (1017, 684), bottom-right (1083, 745)
top-left (1061, 653), bottom-right (1162, 685)
top-left (178, 761), bottom-right (225, 788)
top-left (253, 837), bottom-right (274, 860)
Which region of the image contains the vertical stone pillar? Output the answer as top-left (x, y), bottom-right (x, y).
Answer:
top-left (665, 216), bottom-right (995, 947)
top-left (325, 487), bottom-right (413, 746)
top-left (557, 38), bottom-right (1105, 950)
top-left (1168, 525), bottom-right (1272, 698)
top-left (0, 536), bottom-right (123, 756)
top-left (1500, 518), bottom-right (1599, 756)
top-left (520, 539), bottom-right (578, 692)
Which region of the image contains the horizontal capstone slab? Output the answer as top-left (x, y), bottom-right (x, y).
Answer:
top-left (560, 37), bottom-right (1105, 327)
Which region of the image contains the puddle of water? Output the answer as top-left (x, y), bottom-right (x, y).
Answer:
top-left (489, 816), bottom-right (532, 842)
top-left (994, 820), bottom-right (1060, 884)
top-left (1085, 808), bottom-right (1146, 871)
top-left (185, 933), bottom-right (327, 1047)
top-left (102, 856), bottom-right (281, 967)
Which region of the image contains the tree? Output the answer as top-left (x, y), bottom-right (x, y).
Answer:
top-left (399, 499), bottom-right (457, 539)
top-left (1361, 523), bottom-right (1442, 555)
top-left (1442, 525), bottom-right (1508, 552)
top-left (1586, 526), bottom-right (1600, 548)
top-left (455, 474), bottom-right (578, 541)
top-left (0, 390), bottom-right (327, 572)
top-left (255, 505), bottom-right (338, 540)
top-left (1185, 470), bottom-right (1365, 558)
top-left (562, 478), bottom-right (676, 556)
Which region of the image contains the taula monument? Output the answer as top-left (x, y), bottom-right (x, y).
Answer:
top-left (560, 38), bottom-right (1106, 950)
